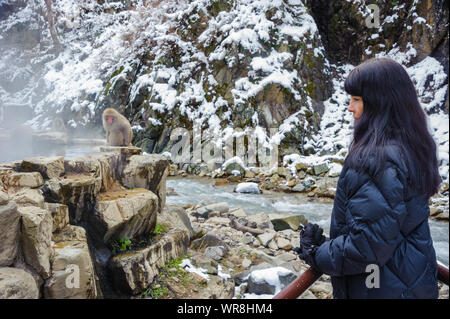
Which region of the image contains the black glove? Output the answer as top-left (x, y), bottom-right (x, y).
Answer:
top-left (296, 223), bottom-right (326, 270)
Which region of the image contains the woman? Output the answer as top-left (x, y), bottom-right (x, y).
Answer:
top-left (298, 57), bottom-right (442, 299)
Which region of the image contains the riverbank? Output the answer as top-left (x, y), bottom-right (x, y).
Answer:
top-left (167, 160), bottom-right (449, 223)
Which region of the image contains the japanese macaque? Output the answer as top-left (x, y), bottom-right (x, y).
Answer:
top-left (102, 108), bottom-right (133, 146)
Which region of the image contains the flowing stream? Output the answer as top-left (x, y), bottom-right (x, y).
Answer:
top-left (167, 177), bottom-right (449, 266)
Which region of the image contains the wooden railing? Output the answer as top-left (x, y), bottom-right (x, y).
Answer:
top-left (273, 263), bottom-right (449, 299)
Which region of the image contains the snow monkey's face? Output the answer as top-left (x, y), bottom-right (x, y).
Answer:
top-left (105, 115), bottom-right (115, 124)
top-left (348, 96), bottom-right (364, 121)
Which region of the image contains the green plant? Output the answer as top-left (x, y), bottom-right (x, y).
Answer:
top-left (153, 222), bottom-right (170, 235)
top-left (141, 285), bottom-right (169, 299)
top-left (112, 237), bottom-right (133, 254)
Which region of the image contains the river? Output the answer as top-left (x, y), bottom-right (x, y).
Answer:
top-left (167, 176), bottom-right (449, 266)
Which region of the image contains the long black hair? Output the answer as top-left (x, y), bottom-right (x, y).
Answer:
top-left (344, 57), bottom-right (442, 198)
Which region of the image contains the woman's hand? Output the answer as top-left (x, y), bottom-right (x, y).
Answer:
top-left (296, 223), bottom-right (327, 270)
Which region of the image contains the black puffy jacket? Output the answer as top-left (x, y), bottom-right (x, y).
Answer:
top-left (314, 144), bottom-right (439, 298)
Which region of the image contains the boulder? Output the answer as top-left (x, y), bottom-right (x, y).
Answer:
top-left (109, 230), bottom-right (190, 295)
top-left (257, 231), bottom-right (276, 247)
top-left (270, 214), bottom-right (308, 231)
top-left (44, 226), bottom-right (98, 299)
top-left (90, 188), bottom-right (158, 244)
top-left (191, 232), bottom-right (228, 252)
top-left (121, 154), bottom-right (169, 214)
top-left (204, 246), bottom-right (227, 261)
top-left (312, 162), bottom-right (329, 175)
top-left (234, 182), bottom-right (261, 194)
top-left (5, 172), bottom-right (44, 188)
top-left (190, 254), bottom-right (218, 274)
top-left (64, 153), bottom-right (122, 193)
top-left (159, 205), bottom-right (194, 239)
top-left (10, 188), bottom-right (45, 208)
top-left (44, 203), bottom-right (70, 233)
top-left (195, 202), bottom-right (230, 219)
top-left (247, 212), bottom-right (273, 230)
top-left (18, 206), bottom-right (53, 279)
top-left (41, 175), bottom-right (100, 223)
top-left (291, 177), bottom-right (315, 193)
top-left (0, 267), bottom-right (39, 299)
top-left (21, 156), bottom-right (65, 179)
top-left (247, 267), bottom-right (296, 295)
top-left (0, 196), bottom-right (20, 266)
top-left (276, 237), bottom-right (293, 250)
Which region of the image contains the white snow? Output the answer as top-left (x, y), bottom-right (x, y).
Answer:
top-left (180, 259), bottom-right (210, 281)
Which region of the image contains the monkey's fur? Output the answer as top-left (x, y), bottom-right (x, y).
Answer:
top-left (102, 108), bottom-right (133, 146)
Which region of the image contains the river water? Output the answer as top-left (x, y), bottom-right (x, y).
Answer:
top-left (167, 176), bottom-right (449, 266)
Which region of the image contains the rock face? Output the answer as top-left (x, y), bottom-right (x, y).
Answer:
top-left (44, 202), bottom-right (70, 233)
top-left (42, 176), bottom-right (100, 223)
top-left (90, 188), bottom-right (158, 244)
top-left (109, 230), bottom-right (190, 295)
top-left (18, 206), bottom-right (53, 279)
top-left (44, 226), bottom-right (98, 299)
top-left (0, 194), bottom-right (20, 266)
top-left (121, 154), bottom-right (169, 214)
top-left (0, 267), bottom-right (39, 299)
top-left (0, 147), bottom-right (177, 299)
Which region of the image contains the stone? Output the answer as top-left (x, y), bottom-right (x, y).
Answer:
top-left (121, 154), bottom-right (169, 214)
top-left (19, 206), bottom-right (53, 279)
top-left (0, 199), bottom-right (20, 266)
top-left (21, 156), bottom-right (65, 179)
top-left (270, 214), bottom-right (308, 231)
top-left (90, 188), bottom-right (158, 244)
top-left (228, 207), bottom-right (247, 219)
top-left (0, 191), bottom-right (9, 205)
top-left (109, 230), bottom-right (190, 295)
top-left (223, 161), bottom-right (245, 177)
top-left (196, 275), bottom-right (234, 299)
top-left (44, 203), bottom-right (70, 233)
top-left (5, 172), bottom-right (44, 188)
top-left (247, 267), bottom-right (296, 295)
top-left (233, 182), bottom-right (261, 194)
top-left (204, 246), bottom-right (227, 261)
top-left (277, 237), bottom-right (293, 250)
top-left (159, 205), bottom-right (194, 239)
top-left (242, 258), bottom-right (252, 268)
top-left (10, 188), bottom-right (45, 208)
top-left (0, 267), bottom-right (39, 299)
top-left (247, 212), bottom-right (273, 230)
top-left (190, 254), bottom-right (218, 274)
top-left (52, 224), bottom-right (88, 242)
top-left (44, 228), bottom-right (97, 299)
top-left (257, 231), bottom-right (276, 247)
top-left (195, 202), bottom-right (229, 218)
top-left (191, 233), bottom-right (228, 252)
top-left (205, 216), bottom-right (230, 226)
top-left (41, 176), bottom-right (100, 223)
top-left (313, 163), bottom-right (329, 175)
top-left (64, 152), bottom-right (121, 193)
